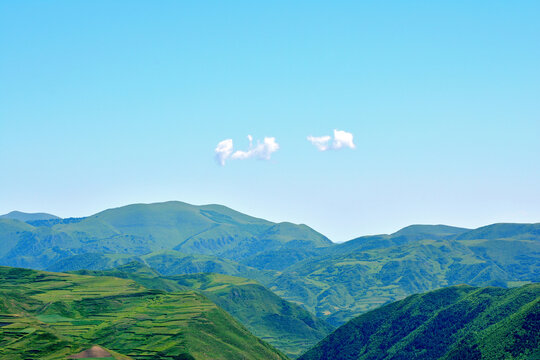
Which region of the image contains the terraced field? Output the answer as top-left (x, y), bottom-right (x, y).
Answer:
top-left (0, 266), bottom-right (287, 360)
top-left (75, 264), bottom-right (334, 358)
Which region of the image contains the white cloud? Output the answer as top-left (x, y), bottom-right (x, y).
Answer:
top-left (307, 129), bottom-right (355, 151)
top-left (332, 129), bottom-right (356, 150)
top-left (215, 135), bottom-right (279, 165)
top-left (215, 139), bottom-right (234, 166)
top-left (307, 135), bottom-right (332, 151)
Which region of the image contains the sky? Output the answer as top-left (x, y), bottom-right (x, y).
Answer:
top-left (1, 1), bottom-right (539, 242)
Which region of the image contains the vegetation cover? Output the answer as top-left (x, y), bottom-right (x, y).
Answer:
top-left (298, 283), bottom-right (540, 360)
top-left (1, 203), bottom-right (538, 328)
top-left (0, 201), bottom-right (331, 270)
top-left (75, 262), bottom-right (334, 358)
top-left (0, 266), bottom-right (287, 360)
top-left (268, 223), bottom-right (540, 325)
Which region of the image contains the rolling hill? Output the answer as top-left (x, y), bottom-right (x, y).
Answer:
top-left (0, 266), bottom-right (288, 360)
top-left (267, 223), bottom-right (540, 325)
top-left (298, 283), bottom-right (540, 360)
top-left (75, 262), bottom-right (334, 358)
top-left (0, 201), bottom-right (331, 270)
top-left (47, 250), bottom-right (278, 285)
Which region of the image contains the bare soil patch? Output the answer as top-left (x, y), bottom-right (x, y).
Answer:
top-left (68, 345), bottom-right (113, 359)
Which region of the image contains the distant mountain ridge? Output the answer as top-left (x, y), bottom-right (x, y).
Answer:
top-left (454, 223), bottom-right (540, 240)
top-left (0, 201), bottom-right (332, 269)
top-left (392, 224), bottom-right (470, 238)
top-left (0, 211), bottom-right (60, 222)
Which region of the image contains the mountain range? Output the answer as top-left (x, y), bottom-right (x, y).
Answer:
top-left (0, 201), bottom-right (538, 357)
top-left (0, 201), bottom-right (331, 270)
top-left (269, 222), bottom-right (539, 325)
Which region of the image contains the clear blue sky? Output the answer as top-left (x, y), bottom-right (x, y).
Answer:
top-left (1, 1), bottom-right (539, 242)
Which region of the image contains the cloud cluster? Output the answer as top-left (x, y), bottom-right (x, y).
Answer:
top-left (215, 129), bottom-right (355, 165)
top-left (307, 129), bottom-right (355, 151)
top-left (215, 135), bottom-right (280, 166)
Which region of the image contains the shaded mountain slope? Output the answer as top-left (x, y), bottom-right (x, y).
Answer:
top-left (299, 283), bottom-right (540, 360)
top-left (0, 219), bottom-right (36, 258)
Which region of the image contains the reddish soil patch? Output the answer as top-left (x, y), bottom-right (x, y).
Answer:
top-left (68, 345), bottom-right (113, 358)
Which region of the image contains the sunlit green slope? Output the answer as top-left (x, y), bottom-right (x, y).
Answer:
top-left (0, 266), bottom-right (288, 360)
top-left (48, 250), bottom-right (278, 285)
top-left (75, 262), bottom-right (334, 358)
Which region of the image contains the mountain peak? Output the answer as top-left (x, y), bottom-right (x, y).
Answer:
top-left (392, 224), bottom-right (470, 237)
top-left (0, 211), bottom-right (60, 222)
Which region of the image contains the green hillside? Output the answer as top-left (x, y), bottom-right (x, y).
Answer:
top-left (299, 283), bottom-right (540, 360)
top-left (0, 201), bottom-right (331, 269)
top-left (0, 219), bottom-right (36, 258)
top-left (48, 250), bottom-right (277, 285)
top-left (268, 224), bottom-right (540, 325)
top-left (0, 266), bottom-right (288, 360)
top-left (75, 263), bottom-right (334, 358)
top-left (1, 203), bottom-right (538, 329)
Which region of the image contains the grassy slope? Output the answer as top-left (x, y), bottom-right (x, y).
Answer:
top-left (0, 201), bottom-right (331, 269)
top-left (76, 263), bottom-right (334, 358)
top-left (269, 224), bottom-right (540, 325)
top-left (47, 250), bottom-right (277, 285)
top-left (299, 283), bottom-right (540, 360)
top-left (0, 266), bottom-right (287, 360)
top-left (0, 219), bottom-right (36, 258)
